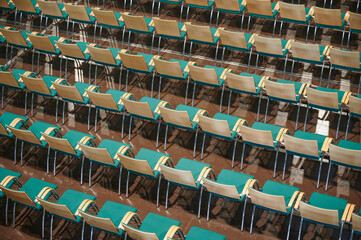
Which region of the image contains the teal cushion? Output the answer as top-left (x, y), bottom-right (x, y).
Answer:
top-left (0, 167), bottom-right (21, 198)
top-left (27, 121), bottom-right (60, 147)
top-left (186, 226), bottom-right (226, 240)
top-left (308, 192), bottom-right (348, 222)
top-left (90, 139), bottom-right (131, 167)
top-left (160, 0), bottom-right (182, 4)
top-left (0, 112), bottom-right (28, 138)
top-left (61, 130), bottom-right (94, 157)
top-left (138, 213), bottom-right (181, 239)
top-left (131, 148), bottom-right (170, 178)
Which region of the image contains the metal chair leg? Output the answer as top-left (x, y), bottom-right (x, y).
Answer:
top-left (298, 217), bottom-right (303, 240)
top-left (316, 154), bottom-right (324, 188)
top-left (206, 193), bottom-right (212, 221)
top-left (325, 160), bottom-right (332, 191)
top-left (197, 185), bottom-right (204, 219)
top-left (165, 182), bottom-right (170, 209)
top-left (273, 145), bottom-right (280, 178)
top-left (201, 133), bottom-right (206, 160)
top-left (164, 125), bottom-right (169, 151)
top-left (89, 161), bottom-right (93, 188)
top-left (192, 82), bottom-right (196, 107)
top-left (295, 99), bottom-right (301, 130)
top-left (241, 196), bottom-right (248, 231)
top-left (231, 136), bottom-right (238, 168)
top-left (128, 116), bottom-right (133, 141)
top-left (303, 104), bottom-right (309, 131)
top-left (156, 174), bottom-right (162, 207)
top-left (282, 152), bottom-right (288, 180)
top-left (126, 171), bottom-right (130, 197)
top-left (264, 98), bottom-right (270, 123)
top-left (219, 84), bottom-right (225, 112)
top-left (227, 90), bottom-right (232, 114)
top-left (345, 113), bottom-right (351, 140)
top-left (193, 126), bottom-right (199, 158)
top-left (185, 75), bottom-right (190, 105)
top-left (257, 91), bottom-right (262, 121)
top-left (255, 54), bottom-right (259, 74)
top-left (335, 109), bottom-right (342, 139)
top-left (240, 143), bottom-right (246, 170)
top-left (286, 209), bottom-right (294, 240)
top-left (250, 205), bottom-right (256, 234)
top-left (221, 47), bottom-right (226, 68)
top-left (81, 155), bottom-right (85, 185)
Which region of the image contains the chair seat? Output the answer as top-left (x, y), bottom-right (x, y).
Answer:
top-left (223, 32), bottom-right (253, 52)
top-left (190, 27), bottom-right (219, 45)
top-left (186, 226), bottom-right (226, 240)
top-left (168, 104), bottom-right (205, 130)
top-left (249, 2), bottom-right (278, 19)
top-left (138, 212), bottom-right (181, 239)
top-left (159, 0), bottom-right (182, 4)
top-left (308, 192), bottom-right (348, 222)
top-left (44, 3), bottom-right (68, 19)
top-left (0, 167), bottom-right (21, 198)
top-left (95, 89), bottom-right (133, 112)
top-left (311, 87), bottom-right (345, 111)
top-left (27, 121), bottom-right (60, 147)
top-left (231, 73), bottom-right (263, 96)
top-left (98, 11), bottom-right (124, 29)
top-left (90, 139), bottom-right (131, 168)
top-left (289, 131), bottom-right (327, 159)
top-left (269, 79), bottom-right (305, 103)
top-left (132, 148), bottom-right (170, 178)
top-left (0, 112), bottom-right (28, 138)
top-left (247, 122), bottom-right (284, 149)
top-left (206, 112), bottom-right (245, 140)
top-left (62, 130), bottom-right (94, 157)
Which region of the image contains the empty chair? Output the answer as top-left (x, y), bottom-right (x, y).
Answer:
top-left (0, 112), bottom-right (29, 140)
top-left (78, 139), bottom-right (132, 195)
top-left (239, 122), bottom-right (288, 173)
top-left (264, 79), bottom-right (307, 129)
top-left (152, 0), bottom-right (184, 21)
top-left (283, 131), bottom-right (333, 188)
top-left (218, 28), bottom-right (254, 69)
top-left (37, 0), bottom-right (69, 35)
top-left (246, 0), bottom-right (279, 36)
top-left (253, 35), bottom-right (291, 78)
top-left (214, 0), bottom-right (246, 27)
top-left (118, 148), bottom-right (172, 205)
top-left (79, 200), bottom-right (139, 239)
top-left (345, 95), bottom-right (361, 139)
top-left (12, 0), bottom-right (42, 29)
top-left (0, 177), bottom-right (58, 238)
top-left (225, 72), bottom-right (268, 120)
top-left (203, 169), bottom-right (257, 231)
top-left (343, 11), bottom-right (361, 49)
top-left (198, 113), bottom-right (247, 167)
top-left (248, 180), bottom-right (300, 240)
top-left (297, 192), bottom-right (354, 240)
top-left (326, 140), bottom-right (361, 190)
top-left (185, 0), bottom-right (215, 25)
top-left (0, 0), bottom-right (15, 12)
top-left (36, 189), bottom-right (96, 240)
top-left (185, 23), bottom-right (220, 62)
top-left (351, 209), bottom-right (361, 239)
top-left (160, 158), bottom-right (214, 218)
top-left (41, 129), bottom-right (95, 179)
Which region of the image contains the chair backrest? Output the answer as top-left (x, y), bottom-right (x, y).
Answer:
top-left (121, 98), bottom-right (155, 119)
top-left (185, 0), bottom-right (209, 7)
top-left (41, 133), bottom-right (77, 156)
top-left (122, 14), bottom-right (149, 32)
top-left (38, 0), bottom-right (63, 18)
top-left (92, 9), bottom-right (119, 27)
top-left (79, 211), bottom-right (119, 234)
top-left (219, 28), bottom-right (248, 49)
top-left (248, 187), bottom-right (287, 213)
top-left (254, 35), bottom-right (284, 56)
top-left (185, 23), bottom-right (214, 43)
top-left (12, 0), bottom-right (37, 13)
top-left (283, 134), bottom-right (319, 158)
top-left (215, 0), bottom-right (241, 11)
top-left (118, 52), bottom-right (149, 72)
top-left (225, 72), bottom-right (257, 93)
top-left (153, 58), bottom-right (184, 78)
top-left (122, 224), bottom-right (159, 240)
top-left (55, 41), bottom-right (85, 59)
top-left (239, 125), bottom-right (274, 148)
top-left (153, 18), bottom-right (181, 37)
top-left (291, 42), bottom-right (322, 62)
top-left (0, 0), bottom-right (11, 9)
top-left (198, 114), bottom-right (232, 138)
top-left (36, 197), bottom-right (77, 221)
top-left (118, 155), bottom-right (155, 176)
top-left (0, 186), bottom-right (37, 207)
top-left (86, 90), bottom-right (118, 111)
top-left (52, 82), bottom-right (84, 103)
top-left (78, 143), bottom-right (115, 165)
top-left (160, 164), bottom-right (197, 187)
top-left (7, 126), bottom-right (42, 145)
top-left (299, 201), bottom-right (339, 227)
top-left (265, 80), bottom-right (296, 101)
top-left (314, 7), bottom-right (342, 26)
top-left (64, 3), bottom-right (90, 22)
top-left (159, 106), bottom-right (193, 129)
top-left (87, 46), bottom-right (116, 66)
top-left (202, 178), bottom-right (240, 200)
top-left (306, 87), bottom-right (339, 110)
top-left (279, 2), bottom-right (306, 22)
top-left (0, 71), bottom-right (21, 88)
top-left (352, 213), bottom-right (361, 233)
top-left (27, 34), bottom-right (57, 53)
top-left (329, 144), bottom-right (361, 168)
top-left (329, 48), bottom-right (360, 70)
top-left (189, 65), bottom-right (219, 85)
top-left (0, 28), bottom-right (27, 47)
top-left (349, 95), bottom-right (361, 116)
top-left (0, 121), bottom-right (9, 136)
top-left (349, 12), bottom-right (361, 31)
top-left (246, 0), bottom-right (273, 16)
top-left (20, 75), bottom-right (52, 95)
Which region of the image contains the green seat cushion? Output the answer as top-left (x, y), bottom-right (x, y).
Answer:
top-left (289, 131), bottom-right (327, 159)
top-left (173, 158), bottom-right (211, 189)
top-left (247, 122), bottom-right (283, 149)
top-left (308, 192), bottom-right (348, 222)
top-left (90, 139), bottom-right (131, 168)
top-left (0, 112), bottom-right (28, 138)
top-left (61, 130), bottom-right (94, 157)
top-left (138, 212), bottom-right (181, 239)
top-left (27, 121), bottom-right (60, 147)
top-left (132, 148), bottom-right (170, 178)
top-left (0, 167), bottom-right (21, 198)
top-left (271, 79), bottom-right (305, 103)
top-left (311, 87), bottom-right (344, 111)
top-left (206, 112), bottom-right (245, 140)
top-left (160, 0), bottom-right (182, 4)
top-left (186, 226), bottom-right (226, 240)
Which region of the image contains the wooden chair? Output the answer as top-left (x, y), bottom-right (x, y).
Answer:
top-left (246, 0), bottom-right (279, 36)
top-left (343, 11), bottom-right (361, 49)
top-left (184, 0), bottom-right (215, 25)
top-left (351, 209), bottom-right (361, 239)
top-left (37, 0), bottom-right (69, 35)
top-left (345, 95), bottom-right (361, 139)
top-left (214, 0), bottom-right (246, 27)
top-left (0, 112), bottom-right (29, 141)
top-left (12, 0), bottom-right (42, 29)
top-left (151, 0), bottom-right (184, 21)
top-left (0, 0), bottom-right (15, 12)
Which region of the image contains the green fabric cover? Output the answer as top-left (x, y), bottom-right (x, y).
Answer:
top-left (308, 192), bottom-right (348, 221)
top-left (27, 121), bottom-right (60, 147)
top-left (186, 226), bottom-right (226, 240)
top-left (132, 148), bottom-right (170, 178)
top-left (138, 212), bottom-right (181, 239)
top-left (0, 112), bottom-right (28, 138)
top-left (0, 167), bottom-right (21, 198)
top-left (61, 130), bottom-right (94, 157)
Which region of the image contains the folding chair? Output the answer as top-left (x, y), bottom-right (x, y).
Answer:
top-left (326, 140), bottom-right (361, 190)
top-left (121, 97), bottom-right (170, 147)
top-left (202, 169), bottom-right (257, 231)
top-left (118, 148), bottom-right (172, 205)
top-left (12, 0), bottom-right (42, 29)
top-left (218, 28), bottom-right (254, 69)
top-left (78, 139), bottom-right (132, 195)
top-left (289, 41), bottom-right (329, 81)
top-left (185, 226), bottom-right (226, 240)
top-left (36, 189), bottom-right (97, 240)
top-left (152, 0), bottom-right (184, 21)
top-left (41, 129), bottom-right (95, 180)
top-left (152, 17), bottom-right (187, 56)
top-left (122, 212), bottom-right (184, 239)
top-left (225, 72), bottom-right (267, 120)
top-left (312, 7), bottom-right (347, 44)
top-left (153, 58), bottom-right (195, 101)
top-left (297, 192), bottom-right (354, 240)
top-left (343, 11), bottom-right (361, 49)
top-left (253, 35), bottom-right (292, 78)
top-left (121, 13), bottom-right (155, 51)
top-left (328, 48), bottom-right (361, 94)
top-left (188, 65), bottom-right (231, 111)
top-left (283, 131), bottom-right (333, 188)
top-left (239, 122), bottom-right (288, 173)
top-left (79, 200), bottom-right (139, 239)
top-left (37, 0), bottom-right (69, 35)
top-left (246, 0), bottom-right (279, 37)
top-left (185, 22), bottom-right (220, 62)
top-left (351, 209), bottom-right (361, 239)
top-left (345, 95), bottom-right (361, 139)
top-left (264, 79), bottom-right (307, 129)
top-left (304, 86), bottom-right (351, 139)
top-left (0, 112), bottom-right (28, 140)
top-left (52, 81), bottom-right (99, 127)
top-left (86, 89), bottom-right (135, 134)
top-left (0, 68), bottom-right (37, 113)
top-left (248, 181), bottom-right (300, 240)
top-left (160, 158), bottom-right (215, 218)
top-left (0, 177), bottom-right (58, 238)
top-left (278, 2), bottom-right (313, 41)
top-left (118, 50), bottom-right (159, 93)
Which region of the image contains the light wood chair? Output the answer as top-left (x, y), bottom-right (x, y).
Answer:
top-left (345, 95), bottom-right (361, 139)
top-left (351, 210), bottom-right (361, 239)
top-left (246, 0), bottom-right (279, 36)
top-left (12, 0), bottom-right (42, 29)
top-left (343, 11), bottom-right (361, 49)
top-left (37, 0), bottom-right (69, 35)
top-left (184, 0), bottom-right (215, 25)
top-left (151, 0), bottom-right (184, 21)
top-left (214, 0), bottom-right (246, 27)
